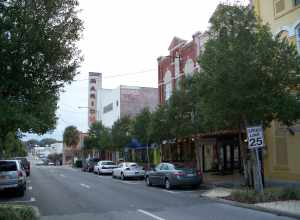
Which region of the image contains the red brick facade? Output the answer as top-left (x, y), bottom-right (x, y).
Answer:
top-left (158, 32), bottom-right (207, 104)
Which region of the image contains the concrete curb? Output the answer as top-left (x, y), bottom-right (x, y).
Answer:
top-left (202, 196), bottom-right (300, 220)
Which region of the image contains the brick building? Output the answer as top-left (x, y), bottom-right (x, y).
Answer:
top-left (157, 32), bottom-right (208, 104)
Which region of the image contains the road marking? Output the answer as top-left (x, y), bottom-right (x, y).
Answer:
top-left (162, 190), bottom-right (179, 194)
top-left (80, 183), bottom-right (91, 189)
top-left (28, 186), bottom-right (33, 190)
top-left (59, 174), bottom-right (66, 178)
top-left (121, 181), bottom-right (140, 185)
top-left (137, 209), bottom-right (166, 220)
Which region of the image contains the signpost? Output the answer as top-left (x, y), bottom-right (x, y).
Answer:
top-left (246, 126), bottom-right (264, 193)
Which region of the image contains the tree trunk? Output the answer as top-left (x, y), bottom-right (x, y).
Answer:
top-left (238, 120), bottom-right (252, 187)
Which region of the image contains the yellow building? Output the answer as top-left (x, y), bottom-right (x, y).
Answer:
top-left (252, 0), bottom-right (300, 181)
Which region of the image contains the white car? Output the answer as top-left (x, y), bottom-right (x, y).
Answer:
top-left (94, 160), bottom-right (117, 175)
top-left (112, 162), bottom-right (145, 180)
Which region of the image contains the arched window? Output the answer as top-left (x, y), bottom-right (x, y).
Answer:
top-left (184, 59), bottom-right (195, 76)
top-left (90, 94), bottom-right (96, 99)
top-left (296, 24), bottom-right (300, 54)
top-left (90, 86), bottom-right (96, 92)
top-left (164, 70), bottom-right (172, 101)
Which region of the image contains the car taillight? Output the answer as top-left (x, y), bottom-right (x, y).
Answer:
top-left (17, 171), bottom-right (23, 178)
top-left (196, 170), bottom-right (202, 176)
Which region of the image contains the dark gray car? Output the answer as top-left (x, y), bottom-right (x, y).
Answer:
top-left (145, 163), bottom-right (202, 190)
top-left (0, 160), bottom-right (27, 196)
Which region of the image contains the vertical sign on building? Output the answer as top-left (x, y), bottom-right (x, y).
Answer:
top-left (88, 72), bottom-right (102, 126)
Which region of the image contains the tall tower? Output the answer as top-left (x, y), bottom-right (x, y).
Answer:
top-left (88, 72), bottom-right (102, 127)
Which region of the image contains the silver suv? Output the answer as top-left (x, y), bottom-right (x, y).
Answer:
top-left (0, 160), bottom-right (27, 196)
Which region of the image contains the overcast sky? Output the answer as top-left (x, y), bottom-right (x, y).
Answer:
top-left (23, 0), bottom-right (249, 141)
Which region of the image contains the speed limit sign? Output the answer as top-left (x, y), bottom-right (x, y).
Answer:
top-left (247, 126), bottom-right (264, 149)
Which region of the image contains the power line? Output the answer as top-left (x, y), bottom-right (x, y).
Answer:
top-left (73, 68), bottom-right (157, 82)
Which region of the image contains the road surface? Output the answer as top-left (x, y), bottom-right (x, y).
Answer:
top-left (0, 162), bottom-right (294, 220)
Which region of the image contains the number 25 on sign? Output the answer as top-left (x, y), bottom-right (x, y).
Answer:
top-left (246, 126), bottom-right (264, 149)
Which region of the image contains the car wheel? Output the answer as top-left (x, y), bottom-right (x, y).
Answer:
top-left (121, 172), bottom-right (126, 180)
top-left (165, 179), bottom-right (172, 190)
top-left (146, 176), bottom-right (152, 186)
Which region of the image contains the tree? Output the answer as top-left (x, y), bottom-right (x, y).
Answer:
top-left (3, 132), bottom-right (27, 159)
top-left (197, 4), bottom-right (300, 190)
top-left (0, 0), bottom-right (83, 156)
top-left (63, 126), bottom-right (80, 148)
top-left (150, 104), bottom-right (172, 144)
top-left (111, 116), bottom-right (132, 150)
top-left (132, 108), bottom-right (152, 145)
top-left (84, 122), bottom-right (111, 151)
top-left (167, 78), bottom-right (203, 139)
top-left (39, 138), bottom-right (59, 147)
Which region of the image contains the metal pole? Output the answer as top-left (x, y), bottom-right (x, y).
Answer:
top-left (146, 143), bottom-right (150, 170)
top-left (255, 148), bottom-right (264, 193)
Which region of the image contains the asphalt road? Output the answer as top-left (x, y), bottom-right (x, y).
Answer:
top-left (0, 161), bottom-right (295, 220)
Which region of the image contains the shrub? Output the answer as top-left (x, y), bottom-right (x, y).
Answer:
top-left (229, 187), bottom-right (300, 204)
top-left (0, 205), bottom-right (37, 220)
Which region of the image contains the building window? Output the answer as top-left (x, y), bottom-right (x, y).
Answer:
top-left (91, 101), bottom-right (94, 107)
top-left (90, 86), bottom-right (96, 92)
top-left (296, 24), bottom-right (300, 54)
top-left (90, 79), bottom-right (96, 84)
top-left (164, 70), bottom-right (172, 101)
top-left (274, 0), bottom-right (285, 14)
top-left (103, 103), bottom-right (113, 114)
top-left (90, 94), bottom-right (96, 99)
top-left (184, 59), bottom-right (195, 76)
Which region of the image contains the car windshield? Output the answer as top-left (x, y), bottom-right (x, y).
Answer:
top-left (102, 162), bottom-right (115, 165)
top-left (0, 161), bottom-right (17, 172)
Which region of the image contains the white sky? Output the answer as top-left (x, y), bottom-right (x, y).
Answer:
top-left (23, 0), bottom-right (249, 141)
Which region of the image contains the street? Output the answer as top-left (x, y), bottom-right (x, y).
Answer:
top-left (0, 162), bottom-right (295, 220)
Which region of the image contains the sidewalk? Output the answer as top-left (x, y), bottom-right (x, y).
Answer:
top-left (201, 187), bottom-right (300, 219)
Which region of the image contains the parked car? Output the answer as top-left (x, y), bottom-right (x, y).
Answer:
top-left (145, 163), bottom-right (202, 190)
top-left (0, 160), bottom-right (27, 196)
top-left (82, 158), bottom-right (100, 172)
top-left (15, 157), bottom-right (30, 176)
top-left (112, 162), bottom-right (145, 180)
top-left (94, 160), bottom-right (117, 175)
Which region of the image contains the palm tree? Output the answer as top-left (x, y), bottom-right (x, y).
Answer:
top-left (63, 126), bottom-right (80, 149)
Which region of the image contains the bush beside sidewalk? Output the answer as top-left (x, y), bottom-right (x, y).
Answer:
top-left (201, 187), bottom-right (300, 219)
top-left (0, 205), bottom-right (40, 220)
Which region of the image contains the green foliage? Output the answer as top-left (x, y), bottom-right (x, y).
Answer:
top-left (111, 116), bottom-right (132, 150)
top-left (150, 104), bottom-right (171, 143)
top-left (230, 188), bottom-right (300, 203)
top-left (2, 132), bottom-right (27, 159)
top-left (63, 126), bottom-right (80, 148)
top-left (167, 77), bottom-right (203, 138)
top-left (0, 205), bottom-right (38, 220)
top-left (39, 138), bottom-right (59, 147)
top-left (0, 0), bottom-right (83, 154)
top-left (132, 108), bottom-right (152, 144)
top-left (84, 122), bottom-right (111, 150)
top-left (197, 4), bottom-right (300, 130)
